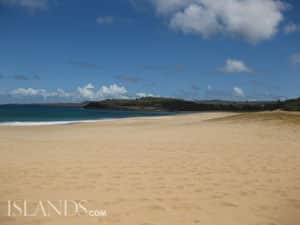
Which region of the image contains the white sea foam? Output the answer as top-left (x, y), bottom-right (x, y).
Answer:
top-left (0, 114), bottom-right (174, 126)
top-left (0, 120), bottom-right (102, 126)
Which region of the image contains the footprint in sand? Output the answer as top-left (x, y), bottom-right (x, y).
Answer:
top-left (287, 199), bottom-right (300, 209)
top-left (144, 204), bottom-right (166, 211)
top-left (221, 201), bottom-right (239, 207)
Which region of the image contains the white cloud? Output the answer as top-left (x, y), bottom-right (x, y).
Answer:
top-left (232, 86), bottom-right (245, 97)
top-left (151, 0), bottom-right (193, 14)
top-left (170, 3), bottom-right (220, 38)
top-left (77, 83), bottom-right (95, 99)
top-left (55, 88), bottom-right (72, 98)
top-left (96, 16), bottom-right (115, 25)
top-left (98, 84), bottom-right (128, 98)
top-left (221, 59), bottom-right (252, 73)
top-left (11, 88), bottom-right (48, 97)
top-left (76, 83), bottom-right (128, 100)
top-left (284, 23), bottom-right (300, 34)
top-left (10, 88), bottom-right (74, 99)
top-left (136, 92), bottom-right (154, 98)
top-left (0, 0), bottom-right (49, 10)
top-left (150, 0), bottom-right (287, 43)
top-left (291, 53), bottom-right (300, 65)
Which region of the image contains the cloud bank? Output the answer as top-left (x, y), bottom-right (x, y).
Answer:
top-left (3, 83), bottom-right (128, 102)
top-left (0, 83), bottom-right (157, 103)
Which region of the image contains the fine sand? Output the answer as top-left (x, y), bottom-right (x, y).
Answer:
top-left (0, 112), bottom-right (299, 225)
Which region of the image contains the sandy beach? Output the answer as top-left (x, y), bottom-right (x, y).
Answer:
top-left (0, 112), bottom-right (299, 225)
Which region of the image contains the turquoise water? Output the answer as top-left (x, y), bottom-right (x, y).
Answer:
top-left (0, 105), bottom-right (175, 125)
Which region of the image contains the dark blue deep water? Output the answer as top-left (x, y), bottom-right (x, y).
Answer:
top-left (0, 105), bottom-right (175, 125)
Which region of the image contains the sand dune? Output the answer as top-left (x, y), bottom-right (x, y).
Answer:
top-left (0, 112), bottom-right (299, 225)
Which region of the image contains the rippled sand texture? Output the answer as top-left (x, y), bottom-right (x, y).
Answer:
top-left (0, 111), bottom-right (299, 225)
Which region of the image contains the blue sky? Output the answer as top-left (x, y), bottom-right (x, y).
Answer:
top-left (0, 0), bottom-right (299, 103)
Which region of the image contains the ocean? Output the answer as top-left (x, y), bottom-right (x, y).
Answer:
top-left (0, 105), bottom-right (175, 126)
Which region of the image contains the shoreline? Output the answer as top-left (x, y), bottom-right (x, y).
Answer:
top-left (0, 112), bottom-right (197, 127)
top-left (0, 114), bottom-right (179, 127)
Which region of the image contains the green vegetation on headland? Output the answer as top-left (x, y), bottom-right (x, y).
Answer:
top-left (281, 98), bottom-right (300, 111)
top-left (84, 97), bottom-right (300, 112)
top-left (208, 111), bottom-right (300, 125)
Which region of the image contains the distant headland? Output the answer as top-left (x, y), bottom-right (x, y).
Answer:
top-left (84, 97), bottom-right (300, 112)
